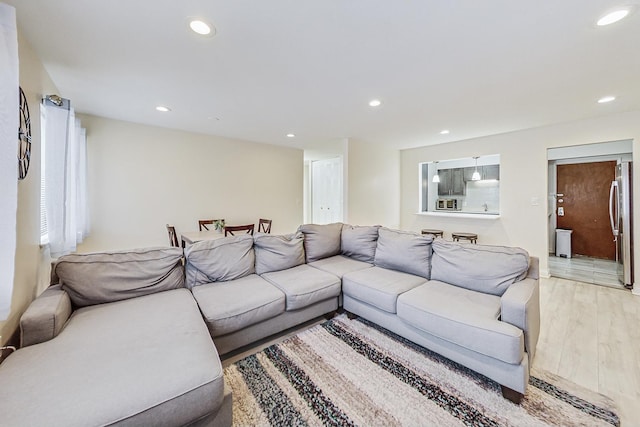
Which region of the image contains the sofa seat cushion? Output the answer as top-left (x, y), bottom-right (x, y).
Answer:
top-left (308, 255), bottom-right (373, 278)
top-left (261, 264), bottom-right (341, 310)
top-left (342, 266), bottom-right (427, 314)
top-left (192, 274), bottom-right (285, 336)
top-left (0, 289), bottom-right (224, 426)
top-left (397, 281), bottom-right (524, 364)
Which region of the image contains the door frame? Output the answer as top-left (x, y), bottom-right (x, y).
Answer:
top-left (309, 157), bottom-right (344, 224)
top-left (547, 153), bottom-right (632, 255)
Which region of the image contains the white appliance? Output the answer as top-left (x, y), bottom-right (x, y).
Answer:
top-left (609, 161), bottom-right (633, 288)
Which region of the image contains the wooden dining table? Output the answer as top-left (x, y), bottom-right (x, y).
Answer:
top-left (180, 230), bottom-right (226, 247)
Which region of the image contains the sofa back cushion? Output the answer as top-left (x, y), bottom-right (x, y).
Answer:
top-left (341, 224), bottom-right (380, 263)
top-left (298, 223), bottom-right (343, 262)
top-left (254, 232), bottom-right (305, 275)
top-left (185, 234), bottom-right (255, 288)
top-left (373, 228), bottom-right (433, 279)
top-left (52, 247), bottom-right (184, 307)
top-left (430, 239), bottom-right (530, 296)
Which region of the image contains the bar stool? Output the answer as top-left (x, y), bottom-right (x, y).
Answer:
top-left (421, 229), bottom-right (444, 238)
top-left (452, 232), bottom-right (478, 244)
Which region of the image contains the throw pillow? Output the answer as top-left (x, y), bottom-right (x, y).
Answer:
top-left (53, 247), bottom-right (184, 307)
top-left (185, 234), bottom-right (255, 288)
top-left (254, 232), bottom-right (305, 275)
top-left (373, 228), bottom-right (433, 279)
top-left (341, 224), bottom-right (380, 263)
top-left (298, 223), bottom-right (343, 262)
top-left (430, 239), bottom-right (530, 296)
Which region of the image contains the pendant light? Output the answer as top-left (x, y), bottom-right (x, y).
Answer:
top-left (472, 157), bottom-right (481, 181)
top-left (432, 161), bottom-right (440, 183)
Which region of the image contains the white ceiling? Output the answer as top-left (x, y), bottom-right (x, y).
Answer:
top-left (8, 1), bottom-right (640, 150)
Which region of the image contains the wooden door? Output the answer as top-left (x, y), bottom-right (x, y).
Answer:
top-left (556, 161), bottom-right (616, 259)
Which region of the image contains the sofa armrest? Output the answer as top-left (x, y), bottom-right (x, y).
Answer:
top-left (526, 256), bottom-right (540, 280)
top-left (500, 277), bottom-right (540, 365)
top-left (20, 285), bottom-right (72, 347)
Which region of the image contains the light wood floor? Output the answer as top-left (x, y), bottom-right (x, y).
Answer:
top-left (534, 277), bottom-right (640, 426)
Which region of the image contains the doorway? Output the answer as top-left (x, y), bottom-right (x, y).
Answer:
top-left (556, 161), bottom-right (616, 260)
top-left (310, 157), bottom-right (343, 224)
top-left (547, 140), bottom-right (633, 289)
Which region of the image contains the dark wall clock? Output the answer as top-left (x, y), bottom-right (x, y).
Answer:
top-left (18, 86), bottom-right (31, 180)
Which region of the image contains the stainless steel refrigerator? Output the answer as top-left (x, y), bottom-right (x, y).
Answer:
top-left (609, 161), bottom-right (633, 288)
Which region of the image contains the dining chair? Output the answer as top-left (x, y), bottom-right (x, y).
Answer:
top-left (224, 224), bottom-right (255, 236)
top-left (166, 224), bottom-right (179, 247)
top-left (258, 218), bottom-right (272, 233)
top-left (198, 219), bottom-right (225, 231)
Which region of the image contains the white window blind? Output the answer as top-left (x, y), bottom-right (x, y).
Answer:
top-left (40, 100), bottom-right (88, 257)
top-left (40, 138), bottom-right (48, 244)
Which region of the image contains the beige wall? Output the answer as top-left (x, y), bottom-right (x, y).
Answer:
top-left (302, 138), bottom-right (400, 228)
top-left (77, 115), bottom-right (303, 252)
top-left (0, 32), bottom-right (58, 345)
top-left (401, 110), bottom-right (640, 281)
top-left (347, 139), bottom-right (400, 228)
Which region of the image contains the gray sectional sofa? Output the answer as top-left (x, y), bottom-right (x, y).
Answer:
top-left (0, 223), bottom-right (539, 426)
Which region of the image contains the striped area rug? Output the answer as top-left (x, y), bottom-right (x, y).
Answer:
top-left (224, 315), bottom-right (619, 426)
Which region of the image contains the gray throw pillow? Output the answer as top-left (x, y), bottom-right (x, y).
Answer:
top-left (53, 247), bottom-right (184, 307)
top-left (341, 224), bottom-right (380, 263)
top-left (185, 234), bottom-right (255, 288)
top-left (254, 232), bottom-right (305, 275)
top-left (298, 223), bottom-right (343, 262)
top-left (430, 239), bottom-right (530, 296)
top-left (374, 228), bottom-right (433, 279)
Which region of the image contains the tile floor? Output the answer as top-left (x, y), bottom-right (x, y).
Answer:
top-left (548, 254), bottom-right (625, 289)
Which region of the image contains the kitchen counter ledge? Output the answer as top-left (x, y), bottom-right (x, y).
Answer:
top-left (415, 212), bottom-right (500, 220)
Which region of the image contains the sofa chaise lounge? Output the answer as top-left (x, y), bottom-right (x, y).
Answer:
top-left (0, 247), bottom-right (232, 427)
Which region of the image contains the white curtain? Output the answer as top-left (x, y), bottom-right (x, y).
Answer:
top-left (41, 102), bottom-right (88, 258)
top-left (0, 4), bottom-right (18, 321)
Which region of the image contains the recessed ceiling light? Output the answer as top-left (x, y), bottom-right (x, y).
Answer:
top-left (597, 9), bottom-right (630, 26)
top-left (440, 129), bottom-right (450, 135)
top-left (597, 96), bottom-right (616, 103)
top-left (156, 105), bottom-right (171, 112)
top-left (286, 133), bottom-right (295, 138)
top-left (368, 99), bottom-right (382, 107)
top-left (187, 17), bottom-right (216, 38)
top-left (189, 19), bottom-right (213, 35)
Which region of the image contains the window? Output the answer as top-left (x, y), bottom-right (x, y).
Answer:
top-left (419, 155), bottom-right (500, 215)
top-left (40, 97), bottom-right (89, 256)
